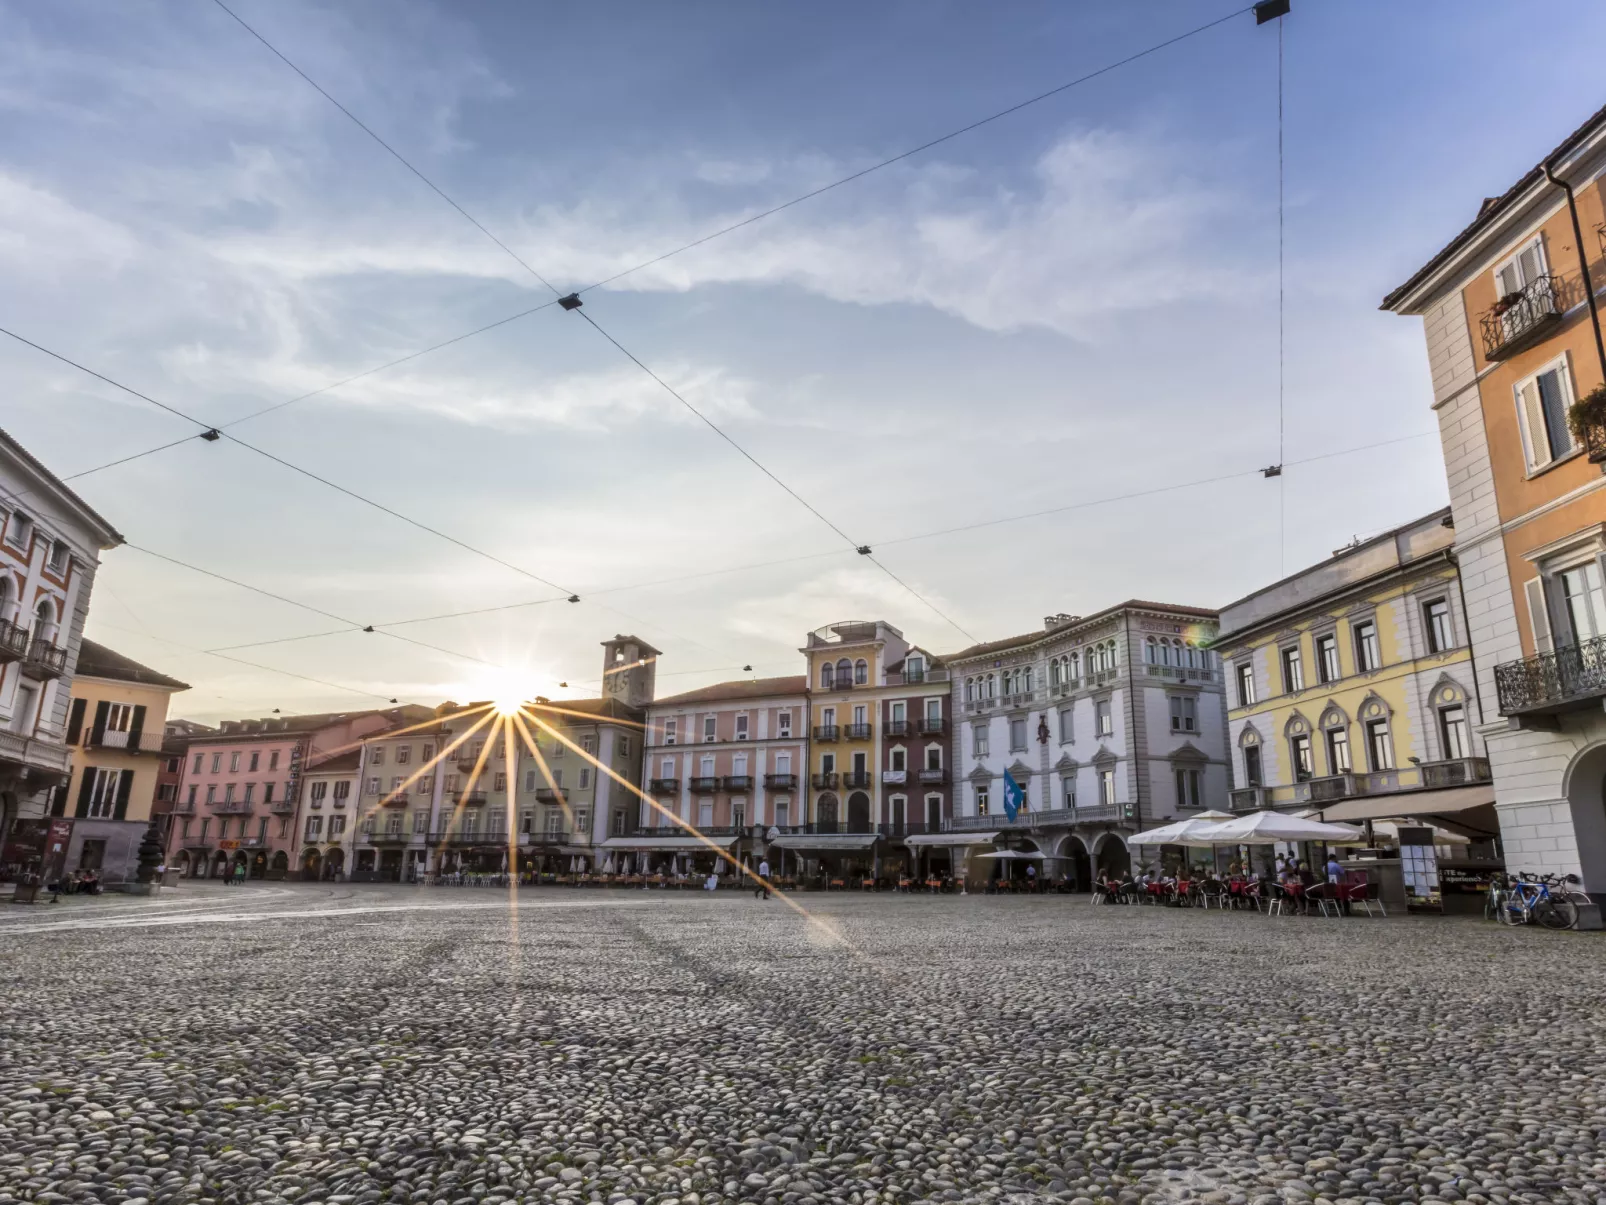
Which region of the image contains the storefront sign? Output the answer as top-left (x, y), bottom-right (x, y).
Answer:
top-left (1440, 864), bottom-right (1502, 895)
top-left (1, 818), bottom-right (73, 882)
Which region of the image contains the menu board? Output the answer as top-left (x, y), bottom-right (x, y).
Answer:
top-left (1399, 831), bottom-right (1441, 909)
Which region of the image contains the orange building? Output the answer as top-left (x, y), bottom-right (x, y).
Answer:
top-left (1385, 104), bottom-right (1606, 894)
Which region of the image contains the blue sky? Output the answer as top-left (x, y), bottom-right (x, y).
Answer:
top-left (5, 0), bottom-right (1605, 720)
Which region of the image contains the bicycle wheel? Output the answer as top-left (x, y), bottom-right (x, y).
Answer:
top-left (1537, 896), bottom-right (1578, 930)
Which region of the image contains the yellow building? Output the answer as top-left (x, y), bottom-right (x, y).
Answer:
top-left (1216, 510), bottom-right (1496, 837)
top-left (54, 639), bottom-right (188, 884)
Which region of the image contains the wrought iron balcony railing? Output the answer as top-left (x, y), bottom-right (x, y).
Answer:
top-left (647, 777), bottom-right (680, 794)
top-left (917, 768), bottom-right (948, 784)
top-left (844, 723), bottom-right (873, 740)
top-left (688, 776), bottom-right (719, 792)
top-left (884, 720), bottom-right (911, 737)
top-left (918, 717), bottom-right (946, 735)
top-left (810, 772), bottom-right (838, 789)
top-left (763, 773), bottom-right (797, 790)
top-left (1420, 756), bottom-right (1492, 788)
top-left (0, 617), bottom-right (28, 663)
top-left (22, 639), bottom-right (66, 680)
top-left (721, 775), bottom-right (754, 792)
top-left (1495, 636), bottom-right (1606, 717)
top-left (840, 770), bottom-right (872, 788)
top-left (453, 791), bottom-right (487, 807)
top-left (534, 787), bottom-right (569, 803)
top-left (813, 725), bottom-right (839, 742)
top-left (1480, 275), bottom-right (1564, 361)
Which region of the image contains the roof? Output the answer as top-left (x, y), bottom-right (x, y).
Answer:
top-left (74, 639), bottom-right (189, 691)
top-left (189, 704), bottom-right (434, 743)
top-left (1382, 102), bottom-right (1606, 311)
top-left (652, 675), bottom-right (808, 707)
top-left (0, 428), bottom-right (124, 548)
top-left (306, 749), bottom-right (362, 774)
top-left (944, 600), bottom-right (1219, 663)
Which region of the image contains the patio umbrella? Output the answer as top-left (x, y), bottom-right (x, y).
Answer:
top-left (1129, 809), bottom-right (1237, 846)
top-left (974, 850), bottom-right (1046, 859)
top-left (1194, 811), bottom-right (1364, 845)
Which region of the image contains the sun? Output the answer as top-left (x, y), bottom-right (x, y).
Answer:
top-left (492, 694), bottom-right (527, 717)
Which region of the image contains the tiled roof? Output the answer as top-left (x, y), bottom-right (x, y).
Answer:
top-left (0, 428), bottom-right (123, 547)
top-left (1382, 102), bottom-right (1606, 310)
top-left (307, 749), bottom-right (362, 773)
top-left (190, 704), bottom-right (434, 742)
top-left (75, 639), bottom-right (189, 691)
top-left (944, 600), bottom-right (1218, 663)
top-left (652, 675), bottom-right (808, 707)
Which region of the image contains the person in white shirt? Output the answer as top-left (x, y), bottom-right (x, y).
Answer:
top-left (754, 858), bottom-right (771, 900)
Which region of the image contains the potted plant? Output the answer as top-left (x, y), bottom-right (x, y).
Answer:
top-left (1567, 383), bottom-right (1606, 462)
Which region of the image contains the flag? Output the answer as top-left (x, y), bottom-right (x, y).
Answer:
top-left (1002, 768), bottom-right (1025, 823)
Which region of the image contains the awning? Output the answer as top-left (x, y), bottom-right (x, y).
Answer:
top-left (903, 832), bottom-right (998, 848)
top-left (768, 832), bottom-right (879, 852)
top-left (599, 835), bottom-right (729, 851)
top-left (1313, 785), bottom-right (1500, 838)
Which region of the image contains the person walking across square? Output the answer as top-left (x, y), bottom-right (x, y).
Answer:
top-left (754, 858), bottom-right (771, 900)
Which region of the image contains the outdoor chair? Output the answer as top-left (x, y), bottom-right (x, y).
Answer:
top-left (1198, 880), bottom-right (1229, 909)
top-left (1350, 879), bottom-right (1386, 917)
top-left (1306, 882), bottom-right (1341, 917)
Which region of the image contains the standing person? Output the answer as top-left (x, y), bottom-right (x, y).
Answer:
top-left (754, 858), bottom-right (771, 900)
top-left (1025, 862), bottom-right (1038, 893)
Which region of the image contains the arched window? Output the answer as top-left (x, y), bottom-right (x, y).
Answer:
top-left (1069, 652), bottom-right (1080, 681)
top-left (836, 658), bottom-right (852, 684)
top-left (854, 659), bottom-right (868, 685)
top-left (986, 673), bottom-right (996, 699)
top-left (821, 663), bottom-right (835, 689)
top-left (964, 677), bottom-right (974, 702)
top-left (0, 575), bottom-right (14, 624)
top-left (34, 597), bottom-right (58, 644)
top-left (1145, 637), bottom-right (1157, 664)
top-left (1023, 665), bottom-right (1033, 693)
top-left (1049, 659), bottom-right (1061, 687)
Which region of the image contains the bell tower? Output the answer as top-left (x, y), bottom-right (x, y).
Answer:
top-left (600, 635), bottom-right (660, 708)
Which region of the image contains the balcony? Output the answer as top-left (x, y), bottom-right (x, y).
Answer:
top-left (884, 720), bottom-right (911, 738)
top-left (917, 768), bottom-right (948, 785)
top-left (269, 799), bottom-right (297, 815)
top-left (1495, 638), bottom-right (1606, 718)
top-left (453, 791), bottom-right (487, 807)
top-left (1230, 786), bottom-right (1268, 813)
top-left (534, 786), bottom-right (569, 804)
top-left (1143, 664), bottom-right (1220, 685)
top-left (379, 791), bottom-right (409, 808)
top-left (211, 800), bottom-right (251, 814)
top-left (944, 806), bottom-right (1122, 832)
top-left (1480, 275), bottom-right (1564, 361)
top-left (841, 770), bottom-right (872, 789)
top-left (364, 829), bottom-right (412, 845)
top-left (648, 777), bottom-right (680, 794)
top-left (90, 729), bottom-right (165, 754)
top-left (22, 639), bottom-right (66, 681)
top-left (721, 775), bottom-right (754, 792)
top-left (811, 772), bottom-right (838, 789)
top-left (1298, 773), bottom-right (1356, 804)
top-left (1419, 756), bottom-right (1492, 788)
top-left (432, 829), bottom-right (537, 847)
top-left (688, 776), bottom-right (719, 793)
top-left (918, 717), bottom-right (945, 735)
top-left (455, 754), bottom-right (481, 774)
top-left (0, 617), bottom-right (28, 664)
top-left (170, 799), bottom-right (195, 814)
top-left (764, 773), bottom-right (797, 790)
top-left (882, 769), bottom-right (907, 785)
top-left (813, 725), bottom-right (840, 742)
top-left (844, 723), bottom-right (873, 741)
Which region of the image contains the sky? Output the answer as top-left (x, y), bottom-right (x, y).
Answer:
top-left (5, 0), bottom-right (1606, 723)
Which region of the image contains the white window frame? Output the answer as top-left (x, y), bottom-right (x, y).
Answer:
top-left (1493, 234), bottom-right (1547, 299)
top-left (1513, 354), bottom-right (1577, 474)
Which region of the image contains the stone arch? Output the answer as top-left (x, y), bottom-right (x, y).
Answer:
top-left (1092, 832), bottom-right (1130, 879)
top-left (323, 847), bottom-right (345, 881)
top-left (211, 851), bottom-right (230, 878)
top-left (846, 791), bottom-right (871, 833)
top-left (1558, 743), bottom-right (1606, 893)
top-left (1282, 710), bottom-right (1313, 739)
top-left (1317, 702), bottom-right (1348, 730)
top-left (1356, 691), bottom-right (1392, 722)
top-left (1427, 674), bottom-right (1468, 710)
top-left (816, 792), bottom-right (840, 831)
top-left (300, 847), bottom-right (322, 881)
top-left (173, 850), bottom-right (191, 877)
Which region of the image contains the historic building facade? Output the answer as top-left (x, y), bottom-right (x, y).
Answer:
top-left (1384, 103), bottom-right (1606, 890)
top-left (943, 601), bottom-right (1227, 883)
top-left (55, 640), bottom-right (189, 883)
top-left (0, 430), bottom-right (122, 866)
top-left (1216, 510), bottom-right (1492, 837)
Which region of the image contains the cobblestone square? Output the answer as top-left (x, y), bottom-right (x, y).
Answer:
top-left (1, 886), bottom-right (1602, 1205)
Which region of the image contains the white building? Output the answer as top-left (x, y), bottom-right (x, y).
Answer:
top-left (943, 601), bottom-right (1228, 885)
top-left (0, 429), bottom-right (123, 856)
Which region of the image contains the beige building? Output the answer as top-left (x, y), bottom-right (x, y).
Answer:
top-left (54, 640), bottom-right (188, 883)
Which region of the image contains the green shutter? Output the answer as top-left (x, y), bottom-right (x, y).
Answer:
top-left (89, 700), bottom-right (110, 747)
top-left (74, 771), bottom-right (95, 818)
top-left (112, 769), bottom-right (135, 821)
top-left (65, 698), bottom-right (86, 745)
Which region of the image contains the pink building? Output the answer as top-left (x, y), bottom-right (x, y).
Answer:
top-left (166, 704), bottom-right (432, 880)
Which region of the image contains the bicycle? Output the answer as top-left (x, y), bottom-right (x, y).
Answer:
top-left (1498, 872), bottom-right (1589, 930)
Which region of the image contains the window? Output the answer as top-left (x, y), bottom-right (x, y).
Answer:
top-left (891, 701), bottom-right (906, 723)
top-left (3, 510), bottom-right (31, 549)
top-left (1095, 700), bottom-right (1112, 737)
top-left (193, 752), bottom-right (204, 773)
top-left (851, 750), bottom-right (867, 776)
top-left (579, 768), bottom-right (592, 789)
top-left (891, 748), bottom-right (906, 772)
top-left (1236, 663), bottom-right (1255, 707)
top-left (47, 540), bottom-right (69, 574)
top-left (1099, 770), bottom-right (1115, 806)
top-left (972, 724), bottom-right (989, 757)
top-left (1556, 562), bottom-right (1606, 645)
top-left (1058, 709), bottom-right (1073, 744)
top-left (389, 776), bottom-right (404, 794)
top-left (1280, 646), bottom-right (1304, 694)
top-left (1441, 705), bottom-right (1469, 760)
top-left (735, 714), bottom-right (749, 741)
top-left (186, 785), bottom-right (197, 805)
top-left (1423, 599), bottom-right (1453, 654)
top-left (777, 711), bottom-right (792, 737)
top-left (906, 655), bottom-right (924, 681)
top-left (199, 818), bottom-right (209, 839)
top-left (821, 663), bottom-right (835, 690)
top-left (664, 718), bottom-right (678, 745)
top-left (854, 659), bottom-right (868, 685)
top-left (1175, 768), bottom-right (1201, 809)
top-left (1326, 727), bottom-right (1351, 775)
top-left (305, 816), bottom-right (323, 840)
top-left (493, 772), bottom-right (506, 793)
top-left (703, 716), bottom-right (717, 743)
top-left (243, 782), bottom-right (255, 803)
top-left (1365, 717), bottom-right (1394, 771)
top-left (575, 808), bottom-right (591, 835)
top-left (229, 752), bottom-right (240, 773)
top-left (329, 814), bottom-right (346, 836)
top-left (1243, 745), bottom-right (1262, 787)
top-left (697, 800), bottom-right (714, 828)
top-left (976, 786), bottom-right (990, 815)
top-left (581, 734), bottom-right (597, 755)
top-left (205, 784), bottom-right (216, 804)
top-left (85, 768), bottom-right (121, 819)
top-left (821, 752), bottom-right (836, 774)
top-left (210, 753), bottom-right (221, 773)
top-left (852, 704), bottom-right (867, 726)
top-left (1009, 718), bottom-right (1026, 752)
top-left (422, 743), bottom-right (434, 760)
top-left (1290, 734), bottom-right (1313, 782)
top-left (1353, 621), bottom-right (1380, 672)
top-left (822, 706), bottom-right (836, 727)
top-left (925, 698), bottom-right (941, 722)
top-left (333, 780), bottom-right (350, 802)
top-left (1316, 634), bottom-right (1340, 684)
top-left (396, 745), bottom-right (411, 765)
top-left (1515, 360), bottom-right (1575, 471)
top-left (366, 777), bottom-right (381, 796)
top-left (925, 745), bottom-right (942, 771)
top-left (269, 750), bottom-right (280, 771)
top-left (1062, 775), bottom-right (1076, 809)
top-left (247, 751), bottom-right (259, 772)
top-left (223, 783), bottom-right (235, 803)
top-left (1169, 696), bottom-right (1196, 733)
top-left (413, 810), bottom-right (428, 834)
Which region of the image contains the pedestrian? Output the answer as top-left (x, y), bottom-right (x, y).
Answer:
top-left (234, 861), bottom-right (247, 887)
top-left (1025, 862), bottom-right (1038, 893)
top-left (704, 870), bottom-right (718, 891)
top-left (754, 858), bottom-right (771, 900)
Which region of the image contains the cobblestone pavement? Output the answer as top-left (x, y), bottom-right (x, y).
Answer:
top-left (2, 885), bottom-right (1603, 1205)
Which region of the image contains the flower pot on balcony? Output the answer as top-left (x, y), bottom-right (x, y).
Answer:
top-left (1568, 385), bottom-right (1606, 463)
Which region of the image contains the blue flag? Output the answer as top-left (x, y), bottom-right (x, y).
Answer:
top-left (1002, 769), bottom-right (1025, 822)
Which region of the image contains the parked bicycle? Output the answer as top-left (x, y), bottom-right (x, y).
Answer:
top-left (1491, 871), bottom-right (1589, 929)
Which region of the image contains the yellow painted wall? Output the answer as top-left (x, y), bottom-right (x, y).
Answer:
top-left (64, 675), bottom-right (181, 825)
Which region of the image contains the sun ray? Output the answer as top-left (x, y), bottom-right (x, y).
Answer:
top-left (502, 716), bottom-right (522, 954)
top-left (375, 708), bottom-right (496, 808)
top-left (432, 713), bottom-right (505, 872)
top-left (509, 711), bottom-right (582, 842)
top-left (518, 705), bottom-right (839, 935)
top-left (319, 701), bottom-right (496, 762)
top-left (524, 699), bottom-right (648, 731)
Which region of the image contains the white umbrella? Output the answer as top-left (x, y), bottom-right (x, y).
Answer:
top-left (974, 850), bottom-right (1046, 860)
top-left (1129, 809), bottom-right (1237, 846)
top-left (1194, 811), bottom-right (1364, 845)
